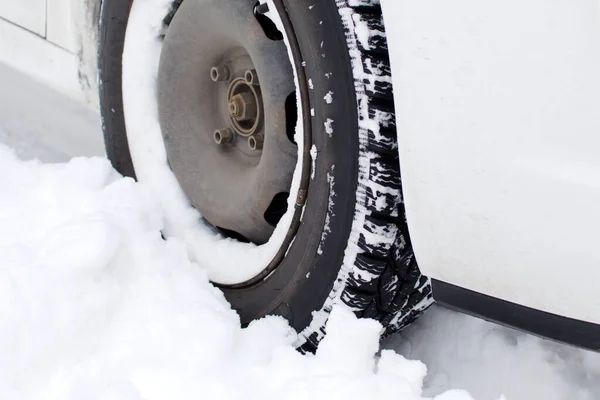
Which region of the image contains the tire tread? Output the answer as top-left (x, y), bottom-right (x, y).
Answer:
top-left (299, 0), bottom-right (433, 352)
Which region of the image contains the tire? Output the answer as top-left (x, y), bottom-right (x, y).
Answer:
top-left (99, 0), bottom-right (433, 351)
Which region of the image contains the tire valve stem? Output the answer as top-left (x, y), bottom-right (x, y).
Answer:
top-left (248, 135), bottom-right (263, 151)
top-left (214, 128), bottom-right (234, 145)
top-left (255, 2), bottom-right (269, 15)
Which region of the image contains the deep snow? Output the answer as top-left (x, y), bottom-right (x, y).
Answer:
top-left (0, 81), bottom-right (478, 400)
top-left (2, 47), bottom-right (600, 400)
top-left (0, 138), bottom-right (471, 400)
top-left (0, 62), bottom-right (475, 400)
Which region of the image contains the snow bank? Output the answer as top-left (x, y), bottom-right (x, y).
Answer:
top-left (0, 144), bottom-right (478, 399)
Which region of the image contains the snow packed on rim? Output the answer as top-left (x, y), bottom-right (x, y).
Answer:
top-left (0, 144), bottom-right (487, 399)
top-left (121, 0), bottom-right (308, 286)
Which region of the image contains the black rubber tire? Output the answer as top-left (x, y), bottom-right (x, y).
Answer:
top-left (99, 0), bottom-right (433, 351)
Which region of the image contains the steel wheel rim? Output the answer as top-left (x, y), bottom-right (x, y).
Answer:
top-left (158, 0), bottom-right (299, 245)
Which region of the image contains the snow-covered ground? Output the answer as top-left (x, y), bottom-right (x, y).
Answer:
top-left (0, 63), bottom-right (103, 163)
top-left (1, 61), bottom-right (600, 400)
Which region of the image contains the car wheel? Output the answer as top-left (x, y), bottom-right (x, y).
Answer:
top-left (98, 0), bottom-right (433, 351)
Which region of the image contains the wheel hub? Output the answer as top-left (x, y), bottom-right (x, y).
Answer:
top-left (225, 75), bottom-right (262, 138)
top-left (157, 0), bottom-right (298, 244)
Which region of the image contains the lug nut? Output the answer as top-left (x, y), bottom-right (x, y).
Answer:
top-left (248, 135), bottom-right (263, 151)
top-left (214, 128), bottom-right (234, 144)
top-left (244, 69), bottom-right (259, 85)
top-left (229, 92), bottom-right (257, 122)
top-left (228, 101), bottom-right (239, 116)
top-left (210, 65), bottom-right (231, 82)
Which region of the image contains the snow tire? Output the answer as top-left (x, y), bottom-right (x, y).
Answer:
top-left (98, 0), bottom-right (433, 352)
top-left (295, 0), bottom-right (433, 352)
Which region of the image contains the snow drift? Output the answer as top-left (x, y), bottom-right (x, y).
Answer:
top-left (0, 144), bottom-right (478, 399)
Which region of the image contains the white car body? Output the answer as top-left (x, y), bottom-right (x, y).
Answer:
top-left (381, 0), bottom-right (600, 330)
